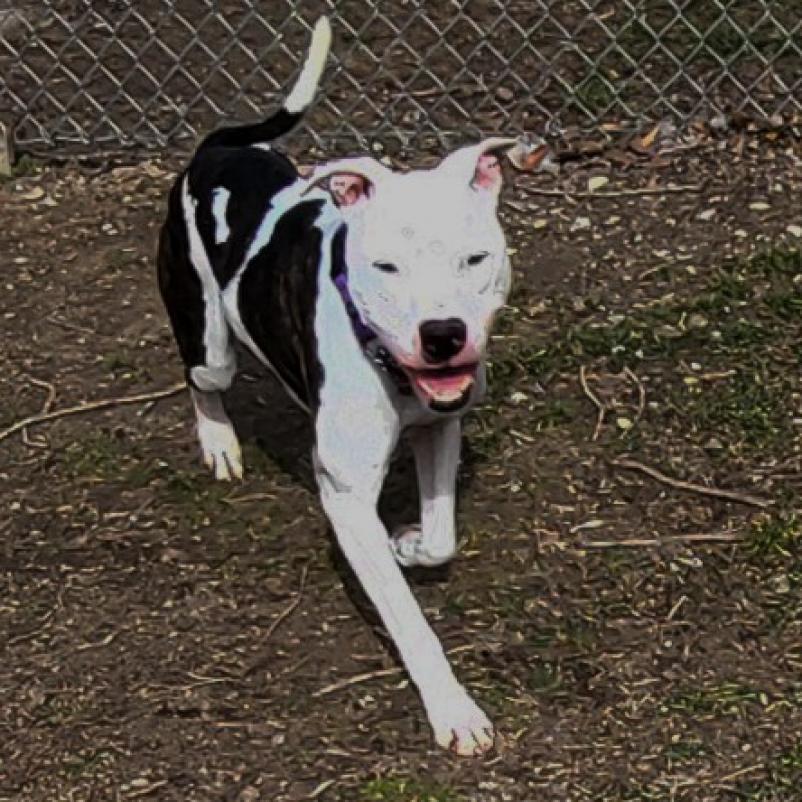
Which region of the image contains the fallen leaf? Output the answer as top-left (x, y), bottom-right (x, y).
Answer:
top-left (18, 186), bottom-right (45, 201)
top-left (570, 216), bottom-right (591, 232)
top-left (639, 122), bottom-right (660, 150)
top-left (506, 138), bottom-right (551, 173)
top-left (588, 175), bottom-right (609, 192)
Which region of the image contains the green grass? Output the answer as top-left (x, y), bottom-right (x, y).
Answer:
top-left (661, 738), bottom-right (706, 762)
top-left (678, 369), bottom-right (794, 453)
top-left (61, 431), bottom-right (132, 482)
top-left (0, 152), bottom-right (41, 183)
top-left (360, 778), bottom-right (465, 802)
top-left (476, 246), bottom-right (802, 458)
top-left (735, 742), bottom-right (802, 801)
top-left (62, 749), bottom-right (115, 779)
top-left (573, 75), bottom-right (617, 115)
top-left (159, 468), bottom-right (232, 528)
top-left (98, 350), bottom-right (151, 383)
top-left (61, 430), bottom-right (165, 488)
top-left (661, 682), bottom-right (763, 717)
top-left (746, 514), bottom-right (801, 560)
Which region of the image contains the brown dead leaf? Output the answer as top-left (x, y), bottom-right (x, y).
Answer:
top-left (505, 137), bottom-right (555, 174)
top-left (640, 123), bottom-right (660, 150)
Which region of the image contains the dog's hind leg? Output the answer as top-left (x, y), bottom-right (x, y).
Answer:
top-left (391, 418), bottom-right (461, 567)
top-left (157, 177), bottom-right (241, 480)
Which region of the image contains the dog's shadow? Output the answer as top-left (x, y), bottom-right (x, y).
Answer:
top-left (224, 351), bottom-right (481, 632)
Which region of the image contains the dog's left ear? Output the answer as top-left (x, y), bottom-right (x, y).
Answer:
top-left (437, 137), bottom-right (519, 199)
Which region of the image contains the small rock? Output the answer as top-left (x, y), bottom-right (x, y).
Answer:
top-left (787, 224), bottom-right (802, 238)
top-left (495, 86), bottom-right (514, 102)
top-left (18, 186), bottom-right (45, 201)
top-left (710, 113), bottom-right (729, 131)
top-left (698, 208), bottom-right (716, 221)
top-left (770, 573), bottom-right (790, 594)
top-left (749, 201), bottom-right (770, 211)
top-left (570, 216), bottom-right (591, 232)
top-left (588, 175), bottom-right (609, 192)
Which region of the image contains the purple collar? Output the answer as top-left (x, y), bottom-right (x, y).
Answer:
top-left (331, 271), bottom-right (412, 394)
top-left (333, 272), bottom-right (376, 346)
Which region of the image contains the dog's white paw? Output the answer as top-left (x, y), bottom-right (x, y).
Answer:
top-left (390, 525), bottom-right (425, 566)
top-left (197, 419), bottom-right (243, 481)
top-left (390, 525), bottom-right (455, 567)
top-left (425, 688), bottom-right (495, 757)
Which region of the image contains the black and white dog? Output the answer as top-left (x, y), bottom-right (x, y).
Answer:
top-left (157, 17), bottom-right (518, 755)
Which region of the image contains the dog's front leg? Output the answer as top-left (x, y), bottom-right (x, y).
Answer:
top-left (392, 417), bottom-right (461, 567)
top-left (314, 416), bottom-right (494, 756)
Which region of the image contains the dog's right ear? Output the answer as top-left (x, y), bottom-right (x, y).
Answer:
top-left (303, 157), bottom-right (392, 208)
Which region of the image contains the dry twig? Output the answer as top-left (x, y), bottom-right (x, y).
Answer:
top-left (0, 381), bottom-right (186, 445)
top-left (313, 644), bottom-right (474, 697)
top-left (579, 366), bottom-right (606, 441)
top-left (580, 530), bottom-right (743, 549)
top-left (611, 457), bottom-right (772, 508)
top-left (521, 181), bottom-right (707, 199)
top-left (624, 367), bottom-right (646, 423)
top-left (264, 564), bottom-right (308, 641)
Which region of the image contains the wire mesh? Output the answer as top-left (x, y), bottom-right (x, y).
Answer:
top-left (1, 0), bottom-right (800, 155)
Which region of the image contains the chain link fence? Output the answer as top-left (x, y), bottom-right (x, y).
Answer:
top-left (1, 0), bottom-right (801, 156)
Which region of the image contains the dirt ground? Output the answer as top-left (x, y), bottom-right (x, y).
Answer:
top-left (2, 126), bottom-right (802, 802)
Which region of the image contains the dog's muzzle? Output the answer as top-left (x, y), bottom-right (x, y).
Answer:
top-left (406, 363), bottom-right (478, 412)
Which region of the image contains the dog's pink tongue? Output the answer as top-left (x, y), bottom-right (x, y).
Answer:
top-left (415, 372), bottom-right (474, 400)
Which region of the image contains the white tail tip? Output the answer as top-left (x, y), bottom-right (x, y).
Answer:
top-left (284, 16), bottom-right (332, 114)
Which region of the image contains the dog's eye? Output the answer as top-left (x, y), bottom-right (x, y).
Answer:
top-left (373, 261), bottom-right (399, 274)
top-left (465, 251), bottom-right (489, 267)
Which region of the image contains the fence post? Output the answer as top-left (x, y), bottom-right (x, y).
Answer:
top-left (0, 120), bottom-right (14, 176)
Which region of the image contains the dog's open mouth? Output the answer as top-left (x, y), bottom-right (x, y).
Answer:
top-left (406, 364), bottom-right (478, 411)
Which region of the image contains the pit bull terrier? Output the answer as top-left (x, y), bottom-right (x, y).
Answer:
top-left (157, 16), bottom-right (518, 755)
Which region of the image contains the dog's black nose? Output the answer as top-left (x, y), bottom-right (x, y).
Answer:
top-left (419, 318), bottom-right (467, 364)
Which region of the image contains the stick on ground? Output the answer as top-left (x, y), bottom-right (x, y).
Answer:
top-left (579, 366), bottom-right (606, 441)
top-left (313, 644), bottom-right (474, 697)
top-left (580, 530), bottom-right (743, 549)
top-left (521, 181), bottom-right (707, 199)
top-left (0, 381), bottom-right (187, 445)
top-left (611, 457), bottom-right (772, 509)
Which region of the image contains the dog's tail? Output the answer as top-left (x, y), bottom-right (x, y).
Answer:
top-left (198, 16), bottom-right (332, 151)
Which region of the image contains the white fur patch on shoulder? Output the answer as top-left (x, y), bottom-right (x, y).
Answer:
top-left (211, 187), bottom-right (231, 245)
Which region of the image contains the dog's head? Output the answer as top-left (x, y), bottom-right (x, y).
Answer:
top-left (309, 138), bottom-right (516, 412)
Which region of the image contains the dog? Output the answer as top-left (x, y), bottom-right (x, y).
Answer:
top-left (157, 16), bottom-right (518, 756)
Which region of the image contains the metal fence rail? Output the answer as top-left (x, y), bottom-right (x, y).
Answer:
top-left (1, 0), bottom-right (801, 156)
